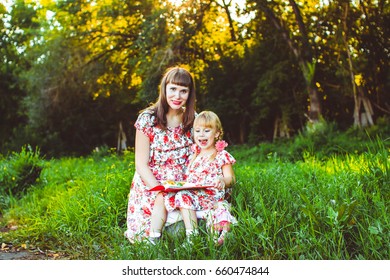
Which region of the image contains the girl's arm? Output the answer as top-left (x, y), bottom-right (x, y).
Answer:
top-left (221, 164), bottom-right (236, 188)
top-left (134, 129), bottom-right (160, 189)
top-left (220, 164), bottom-right (235, 201)
top-left (215, 164), bottom-right (235, 189)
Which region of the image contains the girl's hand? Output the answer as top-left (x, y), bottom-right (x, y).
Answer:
top-left (215, 176), bottom-right (225, 190)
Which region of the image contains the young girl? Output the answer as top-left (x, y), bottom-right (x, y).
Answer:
top-left (149, 111), bottom-right (237, 245)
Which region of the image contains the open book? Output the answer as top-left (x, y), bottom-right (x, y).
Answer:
top-left (148, 180), bottom-right (212, 193)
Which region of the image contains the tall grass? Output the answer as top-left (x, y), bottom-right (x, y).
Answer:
top-left (0, 131), bottom-right (388, 260)
top-left (230, 145), bottom-right (389, 259)
top-left (1, 150), bottom-right (133, 259)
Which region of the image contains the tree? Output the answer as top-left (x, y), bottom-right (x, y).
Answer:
top-left (254, 0), bottom-right (322, 123)
top-left (0, 0), bottom-right (39, 153)
top-left (314, 0), bottom-right (388, 128)
top-left (340, 2), bottom-right (373, 127)
top-left (1, 0), bottom-right (389, 154)
top-left (12, 0), bottom-right (148, 155)
top-left (357, 0), bottom-right (390, 119)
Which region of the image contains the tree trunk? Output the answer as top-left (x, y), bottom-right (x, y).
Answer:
top-left (342, 3), bottom-right (361, 127)
top-left (273, 116), bottom-right (291, 140)
top-left (358, 86), bottom-right (374, 127)
top-left (238, 115), bottom-right (247, 144)
top-left (308, 84), bottom-right (321, 122)
top-left (117, 121), bottom-right (127, 153)
top-left (220, 0), bottom-right (237, 41)
top-left (341, 3), bottom-right (375, 127)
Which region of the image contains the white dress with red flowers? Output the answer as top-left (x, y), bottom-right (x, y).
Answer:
top-left (124, 110), bottom-right (193, 242)
top-left (165, 149), bottom-right (237, 227)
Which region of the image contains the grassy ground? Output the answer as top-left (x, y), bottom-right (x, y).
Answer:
top-left (0, 124), bottom-right (389, 259)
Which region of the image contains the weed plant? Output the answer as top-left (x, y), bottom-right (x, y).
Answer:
top-left (0, 130), bottom-right (389, 260)
top-left (0, 146), bottom-right (43, 212)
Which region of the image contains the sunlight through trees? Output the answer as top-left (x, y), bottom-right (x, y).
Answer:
top-left (1, 0), bottom-right (388, 155)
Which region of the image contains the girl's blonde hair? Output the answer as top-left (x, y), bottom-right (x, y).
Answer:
top-left (193, 111), bottom-right (223, 140)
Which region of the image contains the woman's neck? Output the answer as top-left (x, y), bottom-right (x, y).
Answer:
top-left (166, 108), bottom-right (183, 127)
top-left (167, 107), bottom-right (183, 116)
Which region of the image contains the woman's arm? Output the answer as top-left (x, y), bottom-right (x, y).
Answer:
top-left (135, 129), bottom-right (160, 189)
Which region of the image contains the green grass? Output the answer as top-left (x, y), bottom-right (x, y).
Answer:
top-left (0, 130), bottom-right (389, 260)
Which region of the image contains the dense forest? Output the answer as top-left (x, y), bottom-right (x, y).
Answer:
top-left (1, 0), bottom-right (389, 156)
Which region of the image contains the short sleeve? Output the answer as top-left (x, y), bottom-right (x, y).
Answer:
top-left (216, 150), bottom-right (236, 166)
top-left (134, 110), bottom-right (155, 138)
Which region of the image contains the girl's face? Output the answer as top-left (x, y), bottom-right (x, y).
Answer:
top-left (166, 83), bottom-right (190, 111)
top-left (194, 124), bottom-right (220, 152)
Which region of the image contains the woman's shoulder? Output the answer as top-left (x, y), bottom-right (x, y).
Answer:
top-left (139, 108), bottom-right (155, 117)
top-left (137, 108), bottom-right (156, 121)
top-left (135, 108), bottom-right (156, 132)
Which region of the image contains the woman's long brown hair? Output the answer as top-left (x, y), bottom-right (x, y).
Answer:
top-left (145, 66), bottom-right (196, 133)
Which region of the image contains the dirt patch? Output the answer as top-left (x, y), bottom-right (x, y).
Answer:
top-left (1, 216), bottom-right (68, 260)
top-left (1, 242), bottom-right (69, 260)
top-left (0, 250), bottom-right (47, 260)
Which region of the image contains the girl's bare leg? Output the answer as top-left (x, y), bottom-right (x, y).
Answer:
top-left (180, 208), bottom-right (198, 237)
top-left (149, 192), bottom-right (167, 242)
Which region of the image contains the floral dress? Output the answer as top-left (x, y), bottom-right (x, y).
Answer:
top-left (166, 149), bottom-right (237, 228)
top-left (124, 110), bottom-right (193, 242)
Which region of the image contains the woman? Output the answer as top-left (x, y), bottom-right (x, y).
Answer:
top-left (125, 66), bottom-right (196, 243)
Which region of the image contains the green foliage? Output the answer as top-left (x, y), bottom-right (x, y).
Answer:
top-left (0, 1), bottom-right (38, 153)
top-left (288, 120), bottom-right (352, 160)
top-left (231, 146), bottom-right (389, 259)
top-left (0, 145), bottom-right (43, 208)
top-left (1, 0), bottom-right (389, 154)
top-left (1, 132), bottom-right (388, 259)
top-left (230, 117), bottom-right (390, 162)
top-left (301, 60), bottom-right (316, 85)
top-left (1, 150), bottom-right (134, 257)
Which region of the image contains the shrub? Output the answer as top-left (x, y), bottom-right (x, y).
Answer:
top-left (0, 145), bottom-right (44, 197)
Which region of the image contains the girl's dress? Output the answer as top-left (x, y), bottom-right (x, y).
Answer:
top-left (165, 149), bottom-right (237, 228)
top-left (124, 110), bottom-right (193, 242)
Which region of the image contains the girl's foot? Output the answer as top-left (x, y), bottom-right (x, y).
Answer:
top-left (216, 230), bottom-right (229, 245)
top-left (147, 236), bottom-right (160, 245)
top-left (178, 229), bottom-right (199, 250)
top-left (147, 231), bottom-right (161, 245)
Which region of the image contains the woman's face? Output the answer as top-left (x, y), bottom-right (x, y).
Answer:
top-left (166, 83), bottom-right (190, 110)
